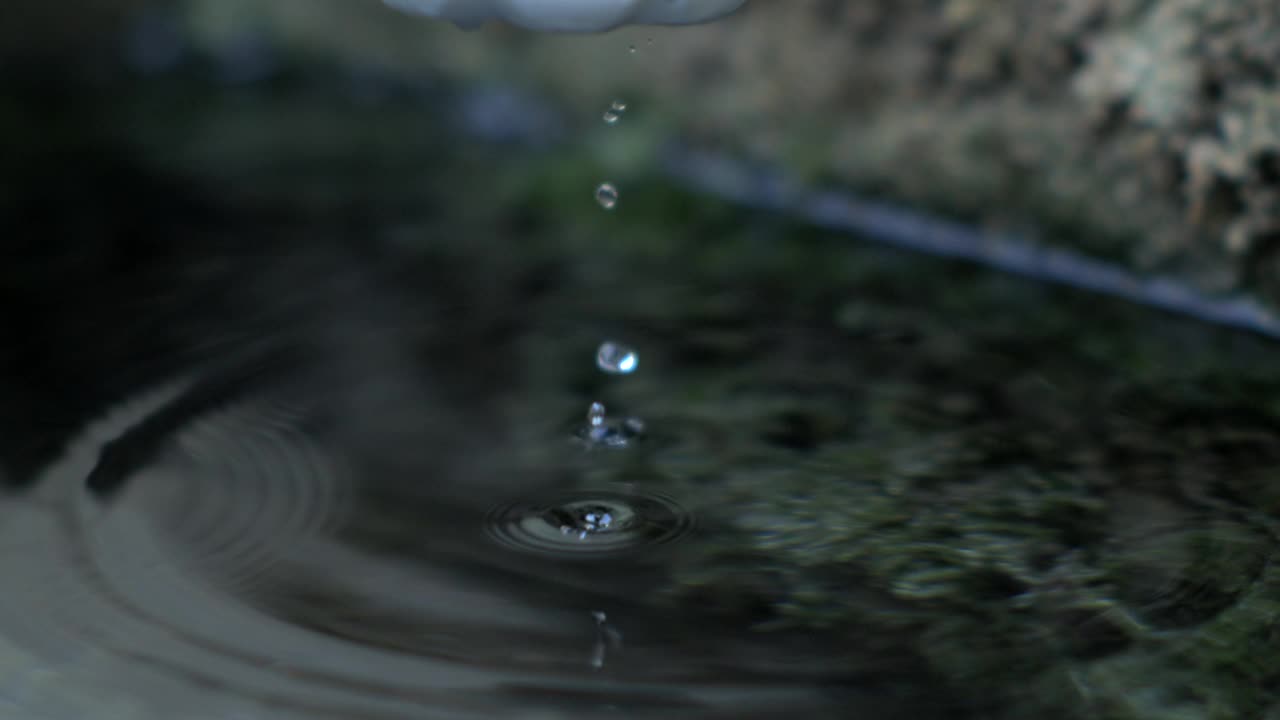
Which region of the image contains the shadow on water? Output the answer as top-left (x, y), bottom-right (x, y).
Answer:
top-left (3, 62), bottom-right (1280, 720)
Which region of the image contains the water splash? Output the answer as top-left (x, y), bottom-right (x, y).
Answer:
top-left (483, 489), bottom-right (694, 558)
top-left (587, 401), bottom-right (607, 427)
top-left (578, 402), bottom-right (644, 450)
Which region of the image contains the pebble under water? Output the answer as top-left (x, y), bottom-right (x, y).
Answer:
top-left (6, 70), bottom-right (1280, 720)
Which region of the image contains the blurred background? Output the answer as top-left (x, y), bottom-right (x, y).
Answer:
top-left (4, 2), bottom-right (1280, 719)
top-left (14, 0), bottom-right (1280, 297)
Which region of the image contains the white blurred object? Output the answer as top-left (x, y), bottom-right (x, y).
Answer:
top-left (383, 0), bottom-right (746, 32)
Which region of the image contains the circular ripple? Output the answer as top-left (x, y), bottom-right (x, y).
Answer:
top-left (484, 489), bottom-right (695, 558)
top-left (0, 375), bottom-right (852, 719)
top-left (147, 395), bottom-right (350, 593)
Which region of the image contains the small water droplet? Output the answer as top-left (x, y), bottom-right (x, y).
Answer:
top-left (588, 401), bottom-right (606, 427)
top-left (602, 100), bottom-right (627, 125)
top-left (596, 341), bottom-right (637, 374)
top-left (595, 183), bottom-right (619, 210)
top-left (628, 45), bottom-right (637, 54)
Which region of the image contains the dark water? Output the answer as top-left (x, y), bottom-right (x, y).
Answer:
top-left (3, 64), bottom-right (1280, 720)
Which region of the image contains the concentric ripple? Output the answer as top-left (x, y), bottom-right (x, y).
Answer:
top-left (484, 488), bottom-right (695, 558)
top-left (135, 394), bottom-right (350, 594)
top-left (0, 371), bottom-right (864, 719)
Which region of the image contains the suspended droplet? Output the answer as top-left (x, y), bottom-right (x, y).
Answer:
top-left (595, 183), bottom-right (619, 210)
top-left (602, 100), bottom-right (627, 125)
top-left (587, 401), bottom-right (606, 427)
top-left (628, 45), bottom-right (637, 54)
top-left (596, 341), bottom-right (637, 374)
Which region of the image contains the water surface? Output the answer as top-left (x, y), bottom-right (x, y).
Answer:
top-left (2, 66), bottom-right (1280, 720)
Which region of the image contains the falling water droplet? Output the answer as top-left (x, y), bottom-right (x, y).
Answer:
top-left (602, 100), bottom-right (627, 125)
top-left (595, 183), bottom-right (619, 210)
top-left (596, 341), bottom-right (637, 374)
